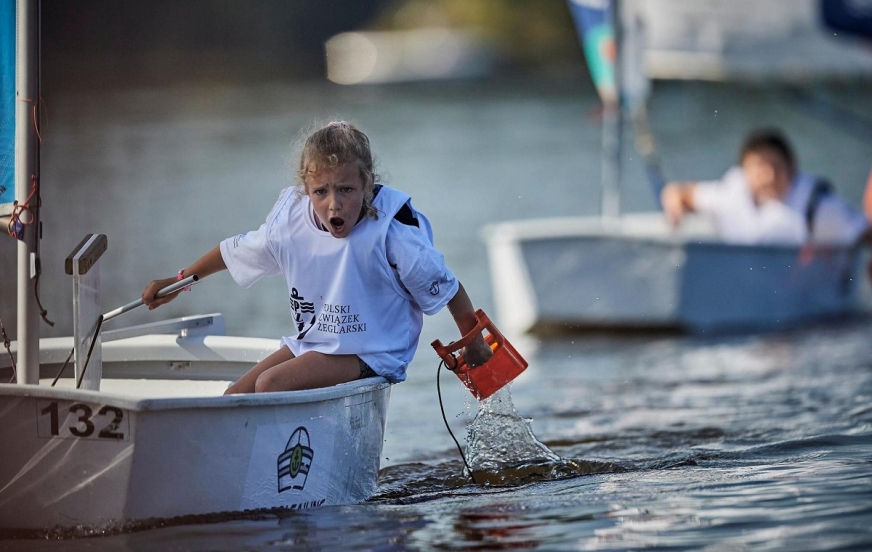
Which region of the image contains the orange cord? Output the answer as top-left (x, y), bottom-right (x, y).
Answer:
top-left (7, 174), bottom-right (37, 238)
top-left (7, 96), bottom-right (43, 238)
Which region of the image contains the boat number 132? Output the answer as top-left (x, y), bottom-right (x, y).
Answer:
top-left (36, 400), bottom-right (129, 441)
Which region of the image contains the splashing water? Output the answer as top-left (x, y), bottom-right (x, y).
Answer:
top-left (465, 386), bottom-right (562, 484)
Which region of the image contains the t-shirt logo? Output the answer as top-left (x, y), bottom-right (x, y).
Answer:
top-left (290, 287), bottom-right (316, 339)
top-left (428, 280), bottom-right (440, 296)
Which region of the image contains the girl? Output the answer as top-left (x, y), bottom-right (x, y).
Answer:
top-left (142, 121), bottom-right (492, 393)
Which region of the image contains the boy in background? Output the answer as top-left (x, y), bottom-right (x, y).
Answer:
top-left (661, 128), bottom-right (869, 246)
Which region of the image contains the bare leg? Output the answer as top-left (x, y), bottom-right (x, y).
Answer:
top-left (225, 346), bottom-right (294, 395)
top-left (225, 346), bottom-right (361, 394)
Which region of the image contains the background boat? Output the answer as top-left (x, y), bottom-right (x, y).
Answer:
top-left (483, 0), bottom-right (872, 335)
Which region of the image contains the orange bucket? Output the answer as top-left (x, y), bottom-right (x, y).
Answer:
top-left (431, 309), bottom-right (528, 400)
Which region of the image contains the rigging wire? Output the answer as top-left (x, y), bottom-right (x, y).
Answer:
top-left (50, 346), bottom-right (74, 387)
top-left (34, 268), bottom-right (54, 326)
top-left (49, 316), bottom-right (103, 388)
top-left (0, 315), bottom-right (16, 383)
top-left (436, 358), bottom-right (478, 485)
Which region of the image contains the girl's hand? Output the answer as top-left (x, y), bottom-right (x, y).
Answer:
top-left (142, 276), bottom-right (181, 310)
top-left (464, 334), bottom-right (493, 368)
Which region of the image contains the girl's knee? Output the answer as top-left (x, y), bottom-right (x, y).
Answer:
top-left (254, 372), bottom-right (288, 393)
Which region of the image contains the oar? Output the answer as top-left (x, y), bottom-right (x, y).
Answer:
top-left (103, 275), bottom-right (199, 322)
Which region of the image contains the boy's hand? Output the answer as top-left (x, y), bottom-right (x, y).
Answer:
top-left (463, 334), bottom-right (493, 368)
top-left (661, 184), bottom-right (685, 226)
top-left (660, 182), bottom-right (697, 227)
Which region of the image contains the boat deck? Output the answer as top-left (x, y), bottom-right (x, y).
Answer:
top-left (41, 377), bottom-right (233, 397)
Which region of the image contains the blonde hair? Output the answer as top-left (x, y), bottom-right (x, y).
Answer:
top-left (295, 120), bottom-right (381, 219)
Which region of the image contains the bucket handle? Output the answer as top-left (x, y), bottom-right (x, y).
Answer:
top-left (431, 309), bottom-right (503, 369)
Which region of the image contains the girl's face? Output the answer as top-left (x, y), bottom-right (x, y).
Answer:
top-left (305, 162), bottom-right (367, 238)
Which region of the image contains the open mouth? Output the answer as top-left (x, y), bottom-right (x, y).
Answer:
top-left (329, 217), bottom-right (346, 233)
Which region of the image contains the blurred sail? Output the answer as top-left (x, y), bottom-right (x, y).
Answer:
top-left (567, 0), bottom-right (617, 105)
top-left (0, 0), bottom-right (13, 215)
top-left (567, 0), bottom-right (650, 110)
top-left (568, 0), bottom-right (658, 209)
top-left (571, 0), bottom-right (872, 87)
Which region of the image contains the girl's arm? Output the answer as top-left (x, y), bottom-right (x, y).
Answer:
top-left (447, 282), bottom-right (493, 367)
top-left (141, 245), bottom-right (227, 310)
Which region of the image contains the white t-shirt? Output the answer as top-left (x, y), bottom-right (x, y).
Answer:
top-left (693, 167), bottom-right (867, 246)
top-left (219, 185), bottom-right (458, 382)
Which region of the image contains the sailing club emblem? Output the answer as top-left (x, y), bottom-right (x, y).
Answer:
top-left (428, 280), bottom-right (440, 296)
top-left (290, 288), bottom-right (316, 339)
top-left (277, 426), bottom-right (314, 492)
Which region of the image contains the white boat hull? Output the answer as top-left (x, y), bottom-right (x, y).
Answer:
top-left (0, 332), bottom-right (390, 531)
top-left (484, 213), bottom-right (865, 334)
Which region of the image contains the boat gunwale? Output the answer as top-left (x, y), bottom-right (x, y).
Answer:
top-left (482, 215), bottom-right (861, 256)
top-left (0, 377), bottom-right (391, 411)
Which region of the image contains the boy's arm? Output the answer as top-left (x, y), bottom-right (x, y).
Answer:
top-left (142, 245), bottom-right (227, 309)
top-left (863, 169), bottom-right (872, 224)
top-left (447, 282), bottom-right (493, 368)
top-left (860, 169), bottom-right (872, 245)
top-left (660, 182), bottom-right (698, 226)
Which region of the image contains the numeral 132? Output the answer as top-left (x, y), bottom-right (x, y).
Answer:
top-left (38, 401), bottom-right (127, 440)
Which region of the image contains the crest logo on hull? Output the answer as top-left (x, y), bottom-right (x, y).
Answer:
top-left (277, 426), bottom-right (314, 492)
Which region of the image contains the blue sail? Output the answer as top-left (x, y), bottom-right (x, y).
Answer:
top-left (0, 0), bottom-right (13, 212)
top-left (822, 0), bottom-right (872, 41)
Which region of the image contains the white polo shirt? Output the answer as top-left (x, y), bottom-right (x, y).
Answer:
top-left (219, 185), bottom-right (458, 382)
top-left (693, 167), bottom-right (867, 246)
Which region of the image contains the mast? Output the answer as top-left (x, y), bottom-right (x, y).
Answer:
top-left (599, 0), bottom-right (622, 219)
top-left (15, 0), bottom-right (40, 384)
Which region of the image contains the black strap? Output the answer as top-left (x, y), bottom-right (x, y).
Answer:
top-left (373, 184), bottom-right (419, 227)
top-left (805, 178), bottom-right (833, 236)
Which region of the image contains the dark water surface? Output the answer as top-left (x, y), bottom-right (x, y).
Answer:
top-left (5, 323), bottom-right (871, 550)
top-left (1, 75), bottom-right (871, 550)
